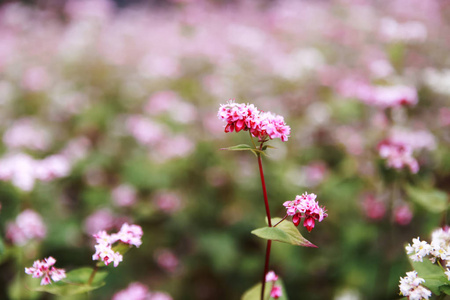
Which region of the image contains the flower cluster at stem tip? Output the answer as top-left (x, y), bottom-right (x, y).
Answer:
top-left (25, 256), bottom-right (66, 285)
top-left (283, 192), bottom-right (328, 232)
top-left (92, 223), bottom-right (143, 267)
top-left (218, 100), bottom-right (291, 142)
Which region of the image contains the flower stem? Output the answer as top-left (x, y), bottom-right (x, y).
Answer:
top-left (257, 154), bottom-right (272, 227)
top-left (273, 215), bottom-right (288, 227)
top-left (261, 240), bottom-right (272, 300)
top-left (257, 152), bottom-right (272, 300)
top-left (88, 265), bottom-right (98, 286)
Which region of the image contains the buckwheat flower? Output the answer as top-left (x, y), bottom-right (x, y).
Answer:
top-left (111, 223), bottom-right (143, 248)
top-left (25, 256), bottom-right (66, 285)
top-left (283, 192), bottom-right (327, 232)
top-left (445, 269), bottom-right (450, 281)
top-left (270, 285), bottom-right (282, 299)
top-left (399, 271), bottom-right (430, 299)
top-left (265, 271), bottom-right (278, 282)
top-left (93, 230), bottom-right (113, 245)
top-left (92, 243), bottom-right (123, 267)
top-left (406, 238), bottom-right (432, 262)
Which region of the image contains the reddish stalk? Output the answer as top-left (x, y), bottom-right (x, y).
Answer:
top-left (257, 152), bottom-right (272, 300)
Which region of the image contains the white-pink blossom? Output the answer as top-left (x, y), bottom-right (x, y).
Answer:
top-left (112, 282), bottom-right (150, 300)
top-left (399, 271), bottom-right (431, 300)
top-left (282, 192), bottom-right (327, 232)
top-left (25, 256), bottom-right (66, 285)
top-left (111, 223), bottom-right (143, 248)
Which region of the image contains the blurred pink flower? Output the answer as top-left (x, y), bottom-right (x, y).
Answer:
top-left (361, 194), bottom-right (386, 220)
top-left (394, 204), bottom-right (413, 226)
top-left (112, 184), bottom-right (137, 207)
top-left (155, 248), bottom-right (179, 273)
top-left (0, 153), bottom-right (37, 191)
top-left (378, 140), bottom-right (419, 173)
top-left (6, 209), bottom-right (46, 246)
top-left (270, 285), bottom-right (282, 299)
top-left (35, 155), bottom-right (71, 181)
top-left (265, 271), bottom-right (278, 282)
top-left (154, 191), bottom-right (183, 214)
top-left (113, 282), bottom-right (150, 300)
top-left (150, 292), bottom-right (173, 300)
top-left (25, 257), bottom-right (66, 285)
top-left (440, 108), bottom-right (450, 127)
top-left (84, 209), bottom-right (115, 235)
top-left (3, 118), bottom-right (51, 151)
top-left (126, 115), bottom-right (165, 146)
top-left (21, 66), bottom-right (51, 92)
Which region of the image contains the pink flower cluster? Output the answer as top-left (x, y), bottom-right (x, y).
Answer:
top-left (0, 152), bottom-right (71, 191)
top-left (6, 209), bottom-right (46, 246)
top-left (218, 100), bottom-right (291, 142)
top-left (265, 271), bottom-right (282, 299)
top-left (283, 193), bottom-right (327, 232)
top-left (92, 223), bottom-right (143, 267)
top-left (25, 256), bottom-right (66, 285)
top-left (338, 81), bottom-right (418, 108)
top-left (112, 282), bottom-right (172, 300)
top-left (378, 140), bottom-right (419, 173)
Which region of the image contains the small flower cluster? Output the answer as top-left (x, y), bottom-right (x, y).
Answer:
top-left (112, 282), bottom-right (172, 300)
top-left (378, 139), bottom-right (419, 173)
top-left (399, 271), bottom-right (431, 300)
top-left (406, 228), bottom-right (450, 273)
top-left (218, 100), bottom-right (291, 142)
top-left (25, 256), bottom-right (66, 286)
top-left (283, 193), bottom-right (328, 232)
top-left (265, 271), bottom-right (282, 299)
top-left (92, 223), bottom-right (143, 267)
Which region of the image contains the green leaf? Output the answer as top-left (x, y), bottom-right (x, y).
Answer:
top-left (29, 267), bottom-right (107, 296)
top-left (440, 285), bottom-right (450, 295)
top-left (221, 144), bottom-right (254, 151)
top-left (241, 278), bottom-right (288, 300)
top-left (251, 218), bottom-right (317, 248)
top-left (405, 185), bottom-right (449, 214)
top-left (410, 258), bottom-right (449, 295)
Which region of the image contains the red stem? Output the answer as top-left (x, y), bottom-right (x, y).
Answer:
top-left (257, 152), bottom-right (272, 300)
top-left (257, 154), bottom-right (272, 227)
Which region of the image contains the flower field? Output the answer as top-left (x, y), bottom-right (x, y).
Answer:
top-left (0, 0), bottom-right (449, 299)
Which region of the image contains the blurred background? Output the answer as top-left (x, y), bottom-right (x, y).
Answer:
top-left (0, 0), bottom-right (449, 299)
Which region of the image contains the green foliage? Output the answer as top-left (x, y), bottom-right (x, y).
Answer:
top-left (221, 144), bottom-right (266, 157)
top-left (241, 279), bottom-right (288, 300)
top-left (410, 258), bottom-right (449, 295)
top-left (30, 267), bottom-right (107, 296)
top-left (406, 185), bottom-right (449, 214)
top-left (251, 218), bottom-right (317, 248)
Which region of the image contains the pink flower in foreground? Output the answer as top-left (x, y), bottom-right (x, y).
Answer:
top-left (270, 285), bottom-right (282, 299)
top-left (378, 140), bottom-right (419, 173)
top-left (6, 209), bottom-right (46, 246)
top-left (25, 256), bottom-right (66, 285)
top-left (283, 192), bottom-right (327, 232)
top-left (399, 271), bottom-right (431, 300)
top-left (218, 100), bottom-right (290, 142)
top-left (92, 243), bottom-right (123, 267)
top-left (111, 223), bottom-right (143, 248)
top-left (92, 223), bottom-right (142, 267)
